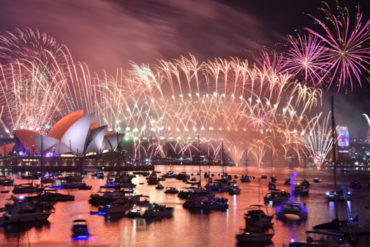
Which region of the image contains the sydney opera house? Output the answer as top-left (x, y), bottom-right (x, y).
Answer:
top-left (0, 110), bottom-right (124, 157)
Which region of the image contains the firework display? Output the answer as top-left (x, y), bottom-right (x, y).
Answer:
top-left (0, 1), bottom-right (368, 166)
top-left (304, 2), bottom-right (370, 91)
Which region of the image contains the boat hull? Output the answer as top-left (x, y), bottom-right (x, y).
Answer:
top-left (236, 232), bottom-right (274, 243)
top-left (0, 212), bottom-right (50, 224)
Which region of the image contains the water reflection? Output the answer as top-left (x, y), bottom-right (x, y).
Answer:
top-left (0, 166), bottom-right (368, 246)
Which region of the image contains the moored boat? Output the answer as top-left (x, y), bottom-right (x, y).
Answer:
top-left (236, 205), bottom-right (274, 244)
top-left (276, 201), bottom-right (307, 221)
top-left (13, 183), bottom-right (43, 194)
top-left (0, 197), bottom-right (51, 224)
top-left (183, 194), bottom-right (228, 211)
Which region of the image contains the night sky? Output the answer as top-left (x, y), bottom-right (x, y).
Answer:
top-left (0, 0), bottom-right (369, 137)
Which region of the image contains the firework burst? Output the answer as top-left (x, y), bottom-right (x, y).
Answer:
top-left (305, 1), bottom-right (370, 91)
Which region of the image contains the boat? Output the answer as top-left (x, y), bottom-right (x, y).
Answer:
top-left (78, 184), bottom-right (92, 190)
top-left (161, 171), bottom-right (177, 178)
top-left (96, 172), bottom-right (104, 179)
top-left (205, 180), bottom-right (230, 193)
top-left (240, 175), bottom-right (251, 183)
top-left (228, 184), bottom-right (241, 195)
top-left (0, 197), bottom-right (51, 224)
top-left (164, 187), bottom-right (179, 194)
top-left (113, 173), bottom-right (136, 188)
top-left (147, 178), bottom-right (159, 185)
top-left (142, 203), bottom-right (173, 219)
top-left (175, 172), bottom-right (189, 181)
top-left (261, 174), bottom-right (267, 179)
top-left (13, 183), bottom-right (44, 194)
top-left (125, 205), bottom-right (147, 218)
top-left (270, 175), bottom-right (277, 183)
top-left (72, 219), bottom-right (89, 240)
top-left (132, 171), bottom-right (150, 176)
top-left (40, 176), bottom-right (55, 184)
top-left (97, 200), bottom-right (132, 215)
top-left (186, 178), bottom-right (201, 185)
top-left (349, 181), bottom-right (362, 190)
top-left (284, 179), bottom-right (291, 185)
top-left (177, 187), bottom-right (209, 199)
top-left (236, 205), bottom-right (274, 244)
top-left (183, 194), bottom-right (228, 211)
top-left (289, 230), bottom-right (355, 247)
top-left (89, 189), bottom-right (140, 206)
top-left (62, 174), bottom-right (83, 183)
top-left (155, 184), bottom-right (164, 190)
top-left (293, 185), bottom-right (309, 197)
top-left (0, 177), bottom-right (14, 186)
top-left (59, 182), bottom-right (91, 190)
top-left (313, 177), bottom-right (320, 183)
top-left (300, 179), bottom-right (310, 188)
top-left (276, 201), bottom-right (307, 221)
top-left (26, 191), bottom-right (75, 202)
top-left (325, 186), bottom-right (352, 201)
top-left (264, 190), bottom-right (290, 205)
top-left (268, 182), bottom-right (277, 190)
top-left (21, 172), bottom-right (41, 180)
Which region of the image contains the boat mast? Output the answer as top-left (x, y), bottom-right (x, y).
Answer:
top-left (331, 95), bottom-right (338, 220)
top-left (221, 139), bottom-right (225, 175)
top-left (41, 135), bottom-right (44, 172)
top-left (198, 135), bottom-right (201, 186)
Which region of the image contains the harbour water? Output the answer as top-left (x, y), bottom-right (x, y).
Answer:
top-left (0, 165), bottom-right (369, 247)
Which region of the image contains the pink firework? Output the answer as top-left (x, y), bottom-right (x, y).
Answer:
top-left (305, 2), bottom-right (370, 91)
top-left (257, 50), bottom-right (286, 73)
top-left (283, 34), bottom-right (328, 86)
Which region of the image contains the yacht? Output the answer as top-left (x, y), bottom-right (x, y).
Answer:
top-left (240, 175), bottom-right (251, 183)
top-left (0, 177), bottom-right (14, 186)
top-left (97, 200), bottom-right (132, 215)
top-left (264, 190), bottom-right (290, 205)
top-left (125, 205), bottom-right (148, 218)
top-left (26, 191), bottom-right (75, 202)
top-left (228, 184), bottom-right (241, 195)
top-left (349, 181), bottom-right (362, 190)
top-left (143, 203), bottom-right (173, 219)
top-left (300, 179), bottom-right (310, 188)
top-left (325, 187), bottom-right (352, 201)
top-left (183, 194), bottom-right (228, 211)
top-left (161, 171), bottom-right (177, 178)
top-left (276, 201), bottom-right (307, 221)
top-left (236, 205), bottom-right (274, 244)
top-left (205, 181), bottom-right (230, 193)
top-left (13, 183), bottom-right (44, 194)
top-left (0, 198), bottom-right (51, 224)
top-left (155, 184), bottom-right (164, 190)
top-left (178, 187), bottom-right (209, 199)
top-left (293, 185), bottom-right (309, 197)
top-left (289, 230), bottom-right (355, 247)
top-left (164, 187), bottom-right (179, 194)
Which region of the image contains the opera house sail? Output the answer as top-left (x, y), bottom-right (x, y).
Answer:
top-left (10, 110), bottom-right (123, 156)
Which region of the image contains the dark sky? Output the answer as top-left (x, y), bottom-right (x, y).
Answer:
top-left (0, 0), bottom-right (369, 137)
